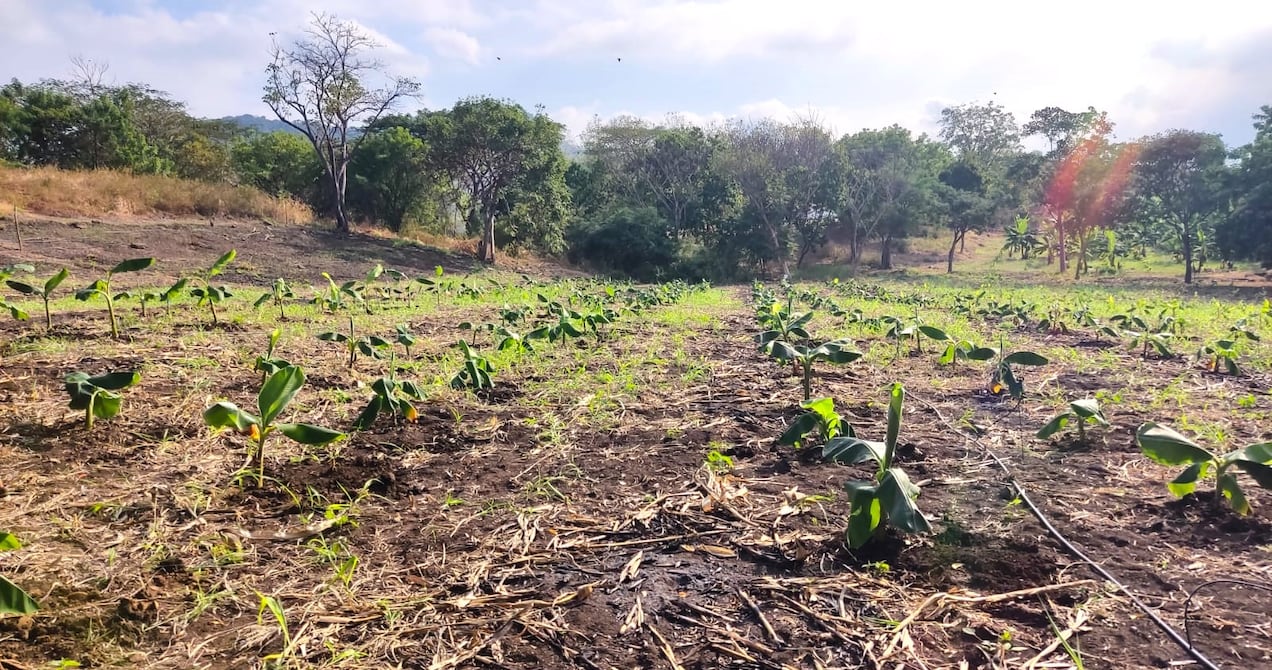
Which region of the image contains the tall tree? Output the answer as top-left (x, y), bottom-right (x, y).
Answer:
top-left (1132, 130), bottom-right (1228, 283)
top-left (1029, 110), bottom-right (1114, 274)
top-left (938, 160), bottom-right (994, 272)
top-left (347, 126), bottom-right (433, 232)
top-left (938, 101), bottom-right (1021, 176)
top-left (718, 118), bottom-right (834, 275)
top-left (582, 118), bottom-right (718, 239)
top-left (829, 126), bottom-right (942, 271)
top-left (1219, 106), bottom-right (1272, 267)
top-left (1023, 106), bottom-right (1108, 157)
top-left (264, 13), bottom-right (419, 233)
top-left (424, 97), bottom-right (567, 263)
top-left (231, 131), bottom-right (322, 201)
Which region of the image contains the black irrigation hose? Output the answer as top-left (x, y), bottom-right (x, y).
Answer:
top-left (1184, 579), bottom-right (1272, 649)
top-left (911, 394), bottom-right (1224, 670)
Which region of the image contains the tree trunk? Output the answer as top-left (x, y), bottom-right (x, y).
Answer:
top-left (796, 242), bottom-right (812, 269)
top-left (1056, 216), bottom-right (1068, 273)
top-left (329, 169), bottom-right (350, 234)
top-left (948, 230), bottom-right (962, 273)
top-left (1182, 230), bottom-right (1194, 284)
top-left (1074, 231), bottom-right (1086, 280)
top-left (880, 236), bottom-right (892, 270)
top-left (959, 233), bottom-right (967, 253)
top-left (477, 207), bottom-right (496, 263)
top-left (764, 219), bottom-right (789, 277)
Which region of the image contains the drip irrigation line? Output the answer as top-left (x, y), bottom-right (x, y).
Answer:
top-left (1184, 579), bottom-right (1272, 649)
top-left (911, 394), bottom-right (1223, 670)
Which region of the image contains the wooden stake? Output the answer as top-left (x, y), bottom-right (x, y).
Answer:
top-left (13, 205), bottom-right (21, 251)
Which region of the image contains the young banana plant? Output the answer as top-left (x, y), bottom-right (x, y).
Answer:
top-left (354, 368), bottom-right (426, 429)
top-left (254, 278), bottom-right (295, 321)
top-left (140, 277), bottom-right (190, 317)
top-left (1037, 398), bottom-right (1108, 443)
top-left (450, 340), bottom-right (494, 391)
top-left (0, 264), bottom-right (34, 321)
top-left (1197, 339), bottom-right (1241, 375)
top-left (253, 329), bottom-right (291, 382)
top-left (65, 370), bottom-right (140, 430)
top-left (75, 257), bottom-right (156, 338)
top-left (938, 340), bottom-right (997, 366)
top-left (415, 266), bottom-right (451, 307)
top-left (990, 347), bottom-right (1049, 401)
top-left (317, 317), bottom-right (391, 369)
top-left (764, 338), bottom-right (863, 402)
top-left (189, 250), bottom-right (237, 326)
top-left (495, 326), bottom-right (535, 354)
top-left (204, 365), bottom-right (344, 487)
top-left (755, 303), bottom-right (813, 348)
top-left (777, 397), bottom-right (855, 451)
top-left (822, 383), bottom-right (932, 548)
top-left (394, 324), bottom-right (417, 359)
top-left (1136, 423), bottom-right (1272, 515)
top-left (5, 267), bottom-right (68, 331)
top-left (0, 531), bottom-right (38, 615)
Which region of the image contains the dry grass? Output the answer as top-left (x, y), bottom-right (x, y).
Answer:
top-left (0, 166), bottom-right (313, 225)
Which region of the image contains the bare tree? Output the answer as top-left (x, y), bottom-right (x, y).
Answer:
top-left (264, 13), bottom-right (419, 233)
top-left (69, 56), bottom-right (111, 97)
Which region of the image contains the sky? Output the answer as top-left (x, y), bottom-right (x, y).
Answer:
top-left (3, 0), bottom-right (1272, 146)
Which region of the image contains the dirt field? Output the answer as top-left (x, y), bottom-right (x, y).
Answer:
top-left (1, 217), bottom-right (1270, 669)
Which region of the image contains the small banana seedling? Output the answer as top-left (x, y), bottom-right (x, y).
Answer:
top-left (777, 397), bottom-right (855, 451)
top-left (1229, 317), bottom-right (1261, 342)
top-left (450, 340), bottom-right (494, 391)
top-left (990, 342), bottom-right (1048, 402)
top-left (1197, 339), bottom-right (1241, 375)
top-left (764, 338), bottom-right (863, 402)
top-left (6, 267), bottom-right (68, 331)
top-left (1036, 304), bottom-right (1070, 334)
top-left (75, 257), bottom-right (156, 338)
top-left (139, 277), bottom-right (190, 317)
top-left (415, 266), bottom-right (452, 307)
top-left (499, 304), bottom-right (529, 327)
top-left (313, 272), bottom-right (368, 314)
top-left (495, 326), bottom-right (535, 354)
top-left (458, 320), bottom-right (497, 346)
top-left (878, 316), bottom-right (928, 358)
top-left (0, 264), bottom-right (34, 321)
top-left (254, 278), bottom-right (295, 320)
top-left (581, 308), bottom-right (618, 341)
top-left (822, 383), bottom-right (932, 549)
top-left (528, 311), bottom-right (584, 344)
top-left (204, 365), bottom-right (344, 487)
top-left (1124, 328), bottom-right (1173, 359)
top-left (755, 303), bottom-right (812, 348)
top-left (65, 370), bottom-right (140, 430)
top-left (1036, 399), bottom-right (1109, 444)
top-left (317, 317), bottom-right (391, 369)
top-left (937, 339), bottom-right (997, 366)
top-left (354, 365), bottom-right (426, 429)
top-left (253, 329), bottom-right (291, 382)
top-left (188, 249), bottom-right (237, 326)
top-left (1136, 423), bottom-right (1272, 515)
top-left (0, 531), bottom-right (38, 615)
top-left (394, 324), bottom-right (417, 359)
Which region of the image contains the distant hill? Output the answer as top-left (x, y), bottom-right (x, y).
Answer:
top-left (216, 114), bottom-right (299, 134)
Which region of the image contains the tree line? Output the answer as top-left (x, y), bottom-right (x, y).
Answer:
top-left (1, 16), bottom-right (1270, 283)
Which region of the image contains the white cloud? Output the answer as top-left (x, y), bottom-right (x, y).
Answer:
top-left (2, 0), bottom-right (1271, 144)
top-left (425, 27), bottom-right (482, 64)
top-left (532, 0), bottom-right (1272, 141)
